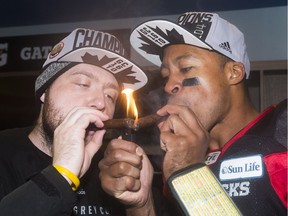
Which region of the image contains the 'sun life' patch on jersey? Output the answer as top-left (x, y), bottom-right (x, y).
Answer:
top-left (220, 155), bottom-right (263, 180)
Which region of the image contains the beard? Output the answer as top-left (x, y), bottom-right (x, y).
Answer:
top-left (40, 90), bottom-right (94, 150)
top-left (41, 91), bottom-right (64, 148)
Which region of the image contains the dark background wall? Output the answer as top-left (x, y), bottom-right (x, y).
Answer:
top-left (0, 0), bottom-right (286, 28)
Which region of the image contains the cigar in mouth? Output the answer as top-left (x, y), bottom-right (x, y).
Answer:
top-left (88, 113), bottom-right (163, 131)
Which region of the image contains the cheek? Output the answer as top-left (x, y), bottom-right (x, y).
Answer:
top-left (105, 103), bottom-right (115, 118)
top-left (50, 89), bottom-right (83, 114)
top-left (195, 77), bottom-right (225, 99)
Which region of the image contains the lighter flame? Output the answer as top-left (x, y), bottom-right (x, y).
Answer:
top-left (122, 88), bottom-right (138, 121)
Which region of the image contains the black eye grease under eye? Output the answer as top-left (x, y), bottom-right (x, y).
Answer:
top-left (182, 77), bottom-right (200, 86)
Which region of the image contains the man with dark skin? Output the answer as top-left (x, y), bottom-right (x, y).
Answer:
top-left (99, 12), bottom-right (287, 215)
top-left (156, 44), bottom-right (257, 178)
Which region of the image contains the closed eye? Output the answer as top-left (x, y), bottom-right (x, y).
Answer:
top-left (105, 93), bottom-right (117, 104)
top-left (180, 66), bottom-right (193, 74)
top-left (77, 83), bottom-right (89, 88)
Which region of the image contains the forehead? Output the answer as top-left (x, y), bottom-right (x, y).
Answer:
top-left (163, 44), bottom-right (208, 58)
top-left (161, 44), bottom-right (222, 66)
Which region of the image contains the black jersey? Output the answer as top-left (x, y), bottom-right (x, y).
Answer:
top-left (207, 100), bottom-right (287, 215)
top-left (0, 127), bottom-right (126, 216)
top-left (0, 127), bottom-right (174, 216)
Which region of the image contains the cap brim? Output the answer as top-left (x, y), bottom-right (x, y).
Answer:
top-left (130, 20), bottom-right (212, 66)
top-left (58, 47), bottom-right (147, 91)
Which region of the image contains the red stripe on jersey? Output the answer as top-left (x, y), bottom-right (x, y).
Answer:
top-left (264, 152), bottom-right (288, 208)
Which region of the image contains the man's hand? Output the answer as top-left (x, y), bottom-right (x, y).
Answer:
top-left (98, 139), bottom-right (155, 215)
top-left (157, 104), bottom-right (210, 180)
top-left (52, 107), bottom-right (109, 177)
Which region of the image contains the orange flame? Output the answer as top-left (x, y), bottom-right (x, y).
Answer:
top-left (122, 88), bottom-right (138, 122)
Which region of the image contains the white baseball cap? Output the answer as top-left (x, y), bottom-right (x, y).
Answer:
top-left (36, 28), bottom-right (148, 99)
top-left (130, 12), bottom-right (250, 78)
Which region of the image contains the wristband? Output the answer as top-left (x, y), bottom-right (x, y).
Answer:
top-left (167, 163), bottom-right (242, 216)
top-left (53, 165), bottom-right (80, 191)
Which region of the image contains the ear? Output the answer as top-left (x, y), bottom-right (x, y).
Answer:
top-left (225, 62), bottom-right (246, 85)
top-left (40, 91), bottom-right (46, 103)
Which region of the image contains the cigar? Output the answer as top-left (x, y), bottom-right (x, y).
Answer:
top-left (103, 118), bottom-right (135, 129)
top-left (133, 113), bottom-right (163, 131)
top-left (88, 113), bottom-right (163, 131)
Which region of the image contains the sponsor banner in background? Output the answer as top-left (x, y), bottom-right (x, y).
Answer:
top-left (0, 29), bottom-right (130, 73)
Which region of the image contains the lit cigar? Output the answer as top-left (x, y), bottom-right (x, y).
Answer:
top-left (103, 118), bottom-right (134, 129)
top-left (132, 113), bottom-right (163, 131)
top-left (88, 114), bottom-right (163, 131)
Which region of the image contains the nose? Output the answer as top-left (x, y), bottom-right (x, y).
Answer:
top-left (164, 74), bottom-right (183, 95)
top-left (89, 93), bottom-right (105, 112)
